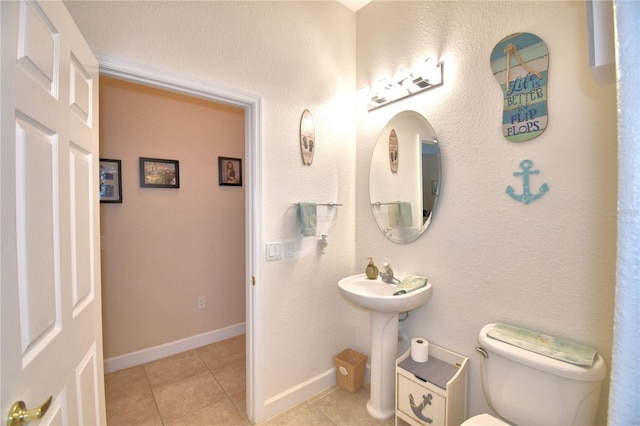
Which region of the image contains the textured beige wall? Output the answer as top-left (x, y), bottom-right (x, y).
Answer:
top-left (66, 1), bottom-right (358, 404)
top-left (355, 2), bottom-right (617, 423)
top-left (99, 77), bottom-right (245, 358)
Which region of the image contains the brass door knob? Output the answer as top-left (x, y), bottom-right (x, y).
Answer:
top-left (6, 396), bottom-right (52, 426)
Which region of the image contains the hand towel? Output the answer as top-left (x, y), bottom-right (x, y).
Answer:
top-left (393, 275), bottom-right (428, 295)
top-left (487, 323), bottom-right (597, 366)
top-left (297, 203), bottom-right (317, 236)
top-left (388, 203), bottom-right (399, 228)
top-left (398, 202), bottom-right (412, 227)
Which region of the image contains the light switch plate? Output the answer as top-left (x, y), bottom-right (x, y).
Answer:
top-left (266, 242), bottom-right (282, 261)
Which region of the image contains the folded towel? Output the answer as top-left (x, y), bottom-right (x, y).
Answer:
top-left (393, 275), bottom-right (428, 295)
top-left (296, 203), bottom-right (317, 236)
top-left (487, 323), bottom-right (597, 366)
top-left (388, 203), bottom-right (399, 228)
top-left (398, 202), bottom-right (412, 227)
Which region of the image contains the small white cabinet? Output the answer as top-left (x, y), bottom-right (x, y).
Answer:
top-left (395, 344), bottom-right (468, 426)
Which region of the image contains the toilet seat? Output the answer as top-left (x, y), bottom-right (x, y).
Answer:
top-left (461, 413), bottom-right (510, 425)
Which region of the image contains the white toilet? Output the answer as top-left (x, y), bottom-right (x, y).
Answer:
top-left (462, 323), bottom-right (607, 426)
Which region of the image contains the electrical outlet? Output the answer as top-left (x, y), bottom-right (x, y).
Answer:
top-left (284, 240), bottom-right (295, 258)
top-left (198, 296), bottom-right (205, 309)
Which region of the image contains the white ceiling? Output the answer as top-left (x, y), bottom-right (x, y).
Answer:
top-left (337, 0), bottom-right (372, 12)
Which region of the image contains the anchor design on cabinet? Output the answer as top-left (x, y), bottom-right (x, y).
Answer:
top-left (409, 393), bottom-right (434, 424)
top-left (506, 159), bottom-right (549, 204)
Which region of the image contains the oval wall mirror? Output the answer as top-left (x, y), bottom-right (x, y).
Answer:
top-left (369, 111), bottom-right (441, 244)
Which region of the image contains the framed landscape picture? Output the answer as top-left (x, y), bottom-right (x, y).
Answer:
top-left (99, 159), bottom-right (122, 203)
top-left (139, 157), bottom-right (180, 188)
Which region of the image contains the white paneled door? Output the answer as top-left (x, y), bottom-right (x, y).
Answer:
top-left (1, 0), bottom-right (106, 424)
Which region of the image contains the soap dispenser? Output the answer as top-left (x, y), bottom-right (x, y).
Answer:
top-left (366, 257), bottom-right (379, 279)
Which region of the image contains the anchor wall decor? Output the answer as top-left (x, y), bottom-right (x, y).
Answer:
top-left (506, 159), bottom-right (549, 204)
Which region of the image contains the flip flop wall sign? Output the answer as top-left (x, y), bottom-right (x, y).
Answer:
top-left (491, 33), bottom-right (549, 142)
top-left (300, 109), bottom-right (315, 165)
top-left (389, 129), bottom-right (399, 173)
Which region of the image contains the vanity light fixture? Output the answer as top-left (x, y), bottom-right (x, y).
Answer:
top-left (366, 58), bottom-right (443, 111)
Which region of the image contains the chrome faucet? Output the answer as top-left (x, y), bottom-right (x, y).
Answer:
top-left (380, 262), bottom-right (399, 284)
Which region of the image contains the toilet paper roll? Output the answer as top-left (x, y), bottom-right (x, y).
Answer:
top-left (411, 337), bottom-right (429, 363)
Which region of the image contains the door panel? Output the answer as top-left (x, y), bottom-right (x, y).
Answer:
top-left (1, 0), bottom-right (105, 423)
top-left (15, 115), bottom-right (61, 363)
top-left (17, 0), bottom-right (59, 95)
top-left (70, 54), bottom-right (92, 123)
top-left (70, 143), bottom-right (94, 313)
top-left (75, 344), bottom-right (101, 424)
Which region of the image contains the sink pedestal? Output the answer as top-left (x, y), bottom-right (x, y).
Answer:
top-left (337, 274), bottom-right (432, 420)
top-left (366, 311), bottom-right (399, 420)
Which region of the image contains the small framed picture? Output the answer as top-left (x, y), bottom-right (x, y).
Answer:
top-left (99, 159), bottom-right (122, 203)
top-left (139, 157), bottom-right (180, 188)
top-left (218, 157), bottom-right (242, 186)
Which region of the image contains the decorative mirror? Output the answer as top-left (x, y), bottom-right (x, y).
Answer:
top-left (369, 111), bottom-right (441, 244)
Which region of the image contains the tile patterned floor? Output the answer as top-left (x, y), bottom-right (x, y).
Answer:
top-left (105, 335), bottom-right (395, 425)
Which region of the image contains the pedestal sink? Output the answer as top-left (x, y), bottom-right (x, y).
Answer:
top-left (338, 273), bottom-right (432, 419)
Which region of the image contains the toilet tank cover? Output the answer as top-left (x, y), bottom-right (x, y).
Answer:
top-left (486, 323), bottom-right (597, 367)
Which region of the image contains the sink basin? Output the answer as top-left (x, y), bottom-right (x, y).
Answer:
top-left (338, 273), bottom-right (432, 313)
top-left (338, 273), bottom-right (433, 420)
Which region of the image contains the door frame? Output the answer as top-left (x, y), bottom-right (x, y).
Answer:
top-left (96, 54), bottom-right (265, 423)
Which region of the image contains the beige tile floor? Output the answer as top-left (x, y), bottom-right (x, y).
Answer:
top-left (105, 335), bottom-right (395, 426)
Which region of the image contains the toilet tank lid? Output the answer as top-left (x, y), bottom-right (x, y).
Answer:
top-left (486, 323), bottom-right (596, 366)
top-left (480, 323), bottom-right (607, 381)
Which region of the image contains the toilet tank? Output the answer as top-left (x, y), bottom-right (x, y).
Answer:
top-left (478, 323), bottom-right (607, 426)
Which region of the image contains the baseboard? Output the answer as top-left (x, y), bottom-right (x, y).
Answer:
top-left (104, 322), bottom-right (246, 373)
top-left (263, 364), bottom-right (371, 421)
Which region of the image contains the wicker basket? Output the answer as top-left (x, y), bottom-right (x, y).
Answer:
top-left (334, 348), bottom-right (367, 393)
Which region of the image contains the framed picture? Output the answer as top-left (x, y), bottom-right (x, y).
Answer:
top-left (218, 157), bottom-right (242, 186)
top-left (99, 159), bottom-right (122, 203)
top-left (139, 157), bottom-right (180, 188)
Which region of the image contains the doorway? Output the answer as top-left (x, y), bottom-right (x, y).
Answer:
top-left (97, 55), bottom-right (264, 423)
top-left (99, 75), bottom-right (245, 359)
